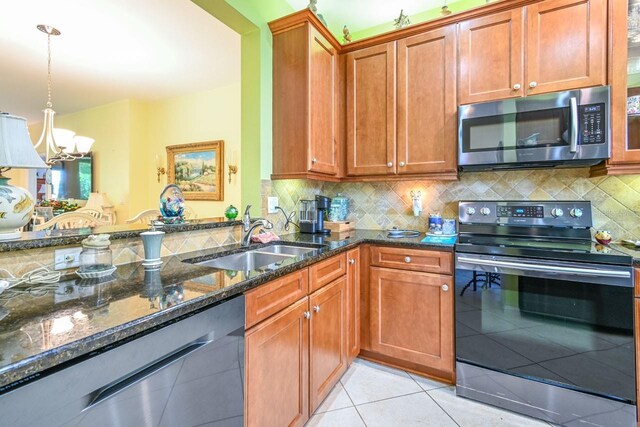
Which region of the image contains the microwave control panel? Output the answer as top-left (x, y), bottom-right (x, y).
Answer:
top-left (579, 103), bottom-right (606, 145)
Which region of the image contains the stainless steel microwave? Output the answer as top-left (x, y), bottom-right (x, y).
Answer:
top-left (458, 86), bottom-right (610, 171)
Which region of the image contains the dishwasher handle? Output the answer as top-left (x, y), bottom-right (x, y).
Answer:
top-left (84, 339), bottom-right (211, 412)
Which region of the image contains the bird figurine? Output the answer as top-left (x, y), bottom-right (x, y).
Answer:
top-left (343, 25), bottom-right (352, 43)
top-left (393, 9), bottom-right (411, 29)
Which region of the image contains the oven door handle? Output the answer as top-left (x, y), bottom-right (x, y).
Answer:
top-left (570, 96), bottom-right (579, 153)
top-left (456, 256), bottom-right (631, 279)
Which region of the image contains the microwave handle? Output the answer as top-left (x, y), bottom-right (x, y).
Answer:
top-left (570, 97), bottom-right (578, 153)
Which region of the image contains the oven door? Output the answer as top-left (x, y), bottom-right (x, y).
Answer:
top-left (455, 252), bottom-right (635, 404)
top-left (458, 86), bottom-right (610, 169)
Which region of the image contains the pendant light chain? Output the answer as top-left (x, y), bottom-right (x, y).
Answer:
top-left (46, 32), bottom-right (52, 109)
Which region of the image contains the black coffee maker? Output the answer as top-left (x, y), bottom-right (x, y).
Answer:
top-left (299, 195), bottom-right (332, 234)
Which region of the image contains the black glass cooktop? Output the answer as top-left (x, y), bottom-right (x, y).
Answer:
top-left (456, 234), bottom-right (633, 266)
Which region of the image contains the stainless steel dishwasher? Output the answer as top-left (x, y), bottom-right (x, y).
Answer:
top-left (0, 295), bottom-right (245, 427)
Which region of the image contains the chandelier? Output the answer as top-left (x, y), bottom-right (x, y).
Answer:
top-left (33, 25), bottom-right (94, 166)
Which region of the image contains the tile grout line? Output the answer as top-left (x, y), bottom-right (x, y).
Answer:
top-left (339, 375), bottom-right (369, 427)
top-left (424, 388), bottom-right (462, 427)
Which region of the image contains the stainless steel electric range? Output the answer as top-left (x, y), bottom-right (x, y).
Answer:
top-left (455, 201), bottom-right (636, 427)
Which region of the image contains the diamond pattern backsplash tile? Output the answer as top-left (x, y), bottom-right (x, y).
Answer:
top-left (262, 169), bottom-right (640, 241)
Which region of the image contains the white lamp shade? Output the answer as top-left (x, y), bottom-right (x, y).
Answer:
top-left (74, 135), bottom-right (95, 153)
top-left (0, 114), bottom-right (48, 169)
top-left (52, 128), bottom-right (76, 149)
top-left (85, 192), bottom-right (113, 209)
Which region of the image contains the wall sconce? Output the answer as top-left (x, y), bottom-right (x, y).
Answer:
top-left (227, 151), bottom-right (238, 184)
top-left (410, 190), bottom-right (422, 217)
top-left (155, 154), bottom-right (166, 183)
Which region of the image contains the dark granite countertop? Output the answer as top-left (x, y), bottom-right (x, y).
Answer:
top-left (0, 230), bottom-right (453, 391)
top-left (0, 217), bottom-right (243, 252)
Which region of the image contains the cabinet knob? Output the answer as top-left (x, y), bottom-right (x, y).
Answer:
top-left (303, 311), bottom-right (311, 319)
top-left (442, 284), bottom-right (449, 292)
top-left (529, 81), bottom-right (537, 88)
top-left (387, 162), bottom-right (393, 168)
top-left (404, 256), bottom-right (411, 263)
top-left (312, 157), bottom-right (318, 164)
top-left (349, 259), bottom-right (356, 265)
top-left (399, 161), bottom-right (406, 167)
top-left (313, 305), bottom-right (321, 313)
top-left (513, 83), bottom-right (521, 90)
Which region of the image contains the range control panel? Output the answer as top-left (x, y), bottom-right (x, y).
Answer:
top-left (459, 201), bottom-right (593, 228)
top-left (579, 103), bottom-right (606, 145)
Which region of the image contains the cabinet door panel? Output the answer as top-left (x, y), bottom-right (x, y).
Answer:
top-left (346, 42), bottom-right (396, 176)
top-left (458, 9), bottom-right (524, 104)
top-left (526, 0), bottom-right (606, 95)
top-left (246, 298), bottom-right (310, 427)
top-left (309, 277), bottom-right (348, 412)
top-left (309, 27), bottom-right (338, 175)
top-left (397, 27), bottom-right (457, 175)
top-left (370, 267), bottom-right (453, 373)
top-left (346, 247), bottom-right (361, 362)
top-left (309, 253), bottom-right (347, 293)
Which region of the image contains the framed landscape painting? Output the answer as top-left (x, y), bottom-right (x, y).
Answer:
top-left (166, 141), bottom-right (224, 201)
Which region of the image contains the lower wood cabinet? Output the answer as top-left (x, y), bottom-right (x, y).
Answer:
top-left (368, 265), bottom-right (454, 377)
top-left (309, 276), bottom-right (348, 411)
top-left (245, 297), bottom-right (310, 427)
top-left (346, 247), bottom-right (361, 362)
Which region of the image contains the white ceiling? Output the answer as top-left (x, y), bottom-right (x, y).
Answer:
top-left (285, 0), bottom-right (448, 34)
top-left (1, 0), bottom-right (241, 123)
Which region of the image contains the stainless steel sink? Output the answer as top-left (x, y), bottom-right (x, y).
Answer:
top-left (254, 245), bottom-right (318, 257)
top-left (195, 251), bottom-right (291, 271)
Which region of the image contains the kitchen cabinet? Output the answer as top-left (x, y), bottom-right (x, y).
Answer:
top-left (309, 276), bottom-right (348, 411)
top-left (397, 26), bottom-right (457, 177)
top-left (345, 42), bottom-right (396, 176)
top-left (245, 297), bottom-right (310, 427)
top-left (458, 0), bottom-right (606, 105)
top-left (458, 9), bottom-right (524, 104)
top-left (270, 13), bottom-right (340, 181)
top-left (370, 267), bottom-right (454, 375)
top-left (245, 254), bottom-right (349, 423)
top-left (346, 27), bottom-right (458, 179)
top-left (346, 247), bottom-right (360, 362)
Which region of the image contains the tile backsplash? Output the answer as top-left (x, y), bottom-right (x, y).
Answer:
top-left (0, 226), bottom-right (242, 279)
top-left (261, 169), bottom-right (640, 240)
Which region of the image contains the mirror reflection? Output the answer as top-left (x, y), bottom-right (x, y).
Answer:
top-left (2, 0), bottom-right (242, 230)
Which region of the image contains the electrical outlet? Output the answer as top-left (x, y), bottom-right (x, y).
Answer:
top-left (267, 197), bottom-right (279, 214)
top-left (54, 247), bottom-right (83, 271)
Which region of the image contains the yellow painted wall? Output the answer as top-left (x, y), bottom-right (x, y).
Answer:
top-left (30, 83), bottom-right (242, 223)
top-left (143, 83), bottom-right (242, 219)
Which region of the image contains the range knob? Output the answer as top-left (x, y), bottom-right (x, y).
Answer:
top-left (570, 208), bottom-right (583, 218)
top-left (480, 207), bottom-right (491, 216)
top-left (466, 207), bottom-right (476, 215)
top-left (551, 208), bottom-right (564, 218)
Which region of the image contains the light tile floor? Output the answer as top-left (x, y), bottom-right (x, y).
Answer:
top-left (307, 358), bottom-right (553, 427)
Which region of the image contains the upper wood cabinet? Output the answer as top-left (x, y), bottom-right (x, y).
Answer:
top-left (346, 42), bottom-right (397, 176)
top-left (458, 0), bottom-right (607, 105)
top-left (458, 9), bottom-right (524, 104)
top-left (345, 27), bottom-right (458, 179)
top-left (397, 27), bottom-right (457, 176)
top-left (271, 16), bottom-right (339, 180)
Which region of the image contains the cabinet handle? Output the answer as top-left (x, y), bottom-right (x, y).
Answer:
top-left (404, 256), bottom-right (411, 263)
top-left (387, 162), bottom-right (393, 168)
top-left (399, 161), bottom-right (406, 167)
top-left (313, 305), bottom-right (321, 313)
top-left (349, 259), bottom-right (356, 265)
top-left (312, 157), bottom-right (318, 164)
top-left (303, 311), bottom-right (311, 319)
top-left (442, 284), bottom-right (449, 292)
top-left (529, 81), bottom-right (537, 89)
top-left (513, 83), bottom-right (521, 90)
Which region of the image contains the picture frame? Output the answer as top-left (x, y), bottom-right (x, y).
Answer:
top-left (166, 140), bottom-right (224, 201)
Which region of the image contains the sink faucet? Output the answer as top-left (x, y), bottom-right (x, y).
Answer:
top-left (242, 205), bottom-right (273, 246)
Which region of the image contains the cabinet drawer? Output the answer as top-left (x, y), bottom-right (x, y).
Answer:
top-left (245, 269), bottom-right (309, 329)
top-left (370, 246), bottom-right (452, 275)
top-left (309, 254), bottom-right (347, 292)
